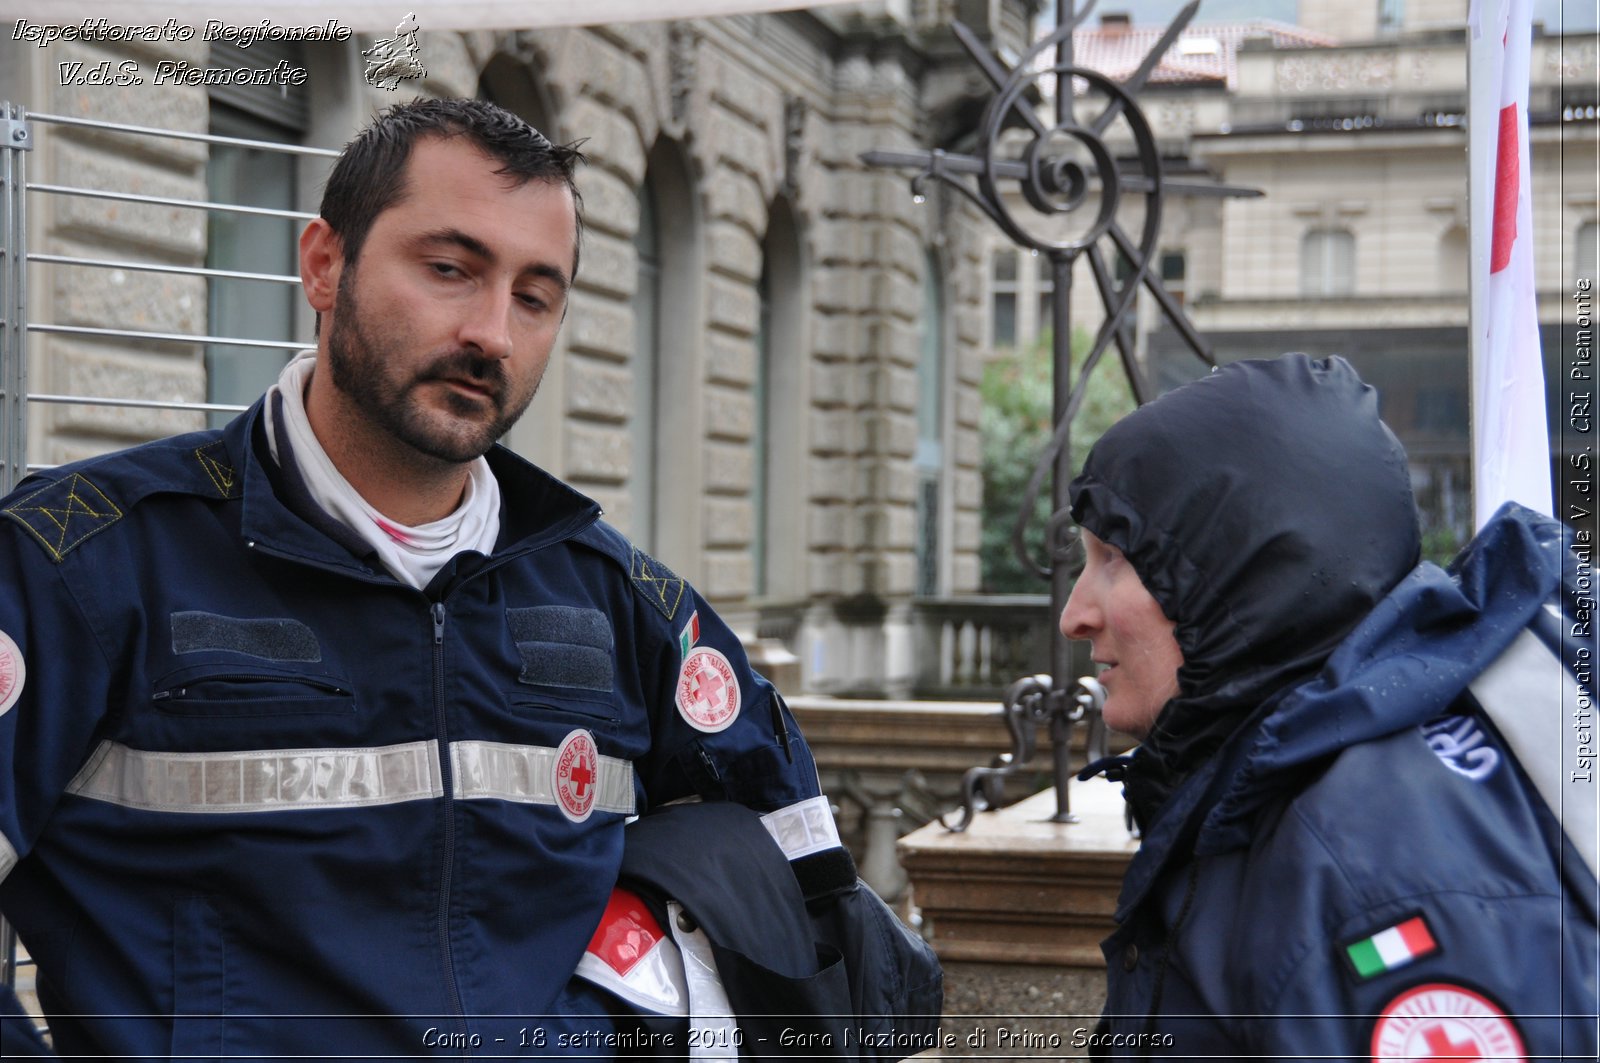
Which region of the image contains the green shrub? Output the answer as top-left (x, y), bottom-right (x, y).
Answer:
top-left (980, 330), bottom-right (1137, 592)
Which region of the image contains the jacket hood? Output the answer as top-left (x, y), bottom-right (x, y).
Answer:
top-left (1111, 504), bottom-right (1569, 918)
top-left (1069, 355), bottom-right (1421, 827)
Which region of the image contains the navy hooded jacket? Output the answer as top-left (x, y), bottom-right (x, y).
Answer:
top-left (1071, 356), bottom-right (1597, 1059)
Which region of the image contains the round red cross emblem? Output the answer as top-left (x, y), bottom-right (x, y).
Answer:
top-left (1371, 983), bottom-right (1525, 1062)
top-left (0, 630), bottom-right (24, 718)
top-left (674, 646), bottom-right (740, 733)
top-left (553, 729), bottom-right (600, 823)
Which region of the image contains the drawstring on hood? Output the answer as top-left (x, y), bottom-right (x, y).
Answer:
top-left (1069, 355), bottom-right (1421, 831)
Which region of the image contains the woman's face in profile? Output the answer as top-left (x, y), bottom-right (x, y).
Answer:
top-left (1059, 529), bottom-right (1183, 738)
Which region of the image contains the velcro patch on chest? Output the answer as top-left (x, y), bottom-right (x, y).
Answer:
top-left (3, 473), bottom-right (124, 562)
top-left (507, 606), bottom-right (613, 693)
top-left (629, 547), bottom-right (685, 621)
top-left (172, 612), bottom-right (323, 662)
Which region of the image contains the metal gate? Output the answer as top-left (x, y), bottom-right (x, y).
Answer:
top-left (0, 99), bottom-right (337, 1036)
top-left (0, 101), bottom-right (337, 491)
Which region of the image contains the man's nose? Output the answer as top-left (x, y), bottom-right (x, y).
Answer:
top-left (458, 287), bottom-right (514, 360)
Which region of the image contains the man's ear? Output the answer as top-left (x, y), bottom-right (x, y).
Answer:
top-left (299, 218), bottom-right (343, 314)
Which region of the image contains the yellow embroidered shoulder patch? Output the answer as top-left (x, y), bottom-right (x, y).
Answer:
top-left (194, 440), bottom-right (239, 500)
top-left (3, 473), bottom-right (125, 562)
top-left (629, 547), bottom-right (685, 621)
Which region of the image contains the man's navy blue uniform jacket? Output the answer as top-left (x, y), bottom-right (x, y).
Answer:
top-left (0, 401), bottom-right (829, 1058)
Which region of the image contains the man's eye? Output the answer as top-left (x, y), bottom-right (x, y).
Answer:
top-left (429, 262), bottom-right (461, 278)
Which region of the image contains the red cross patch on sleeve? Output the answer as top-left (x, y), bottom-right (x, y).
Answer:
top-left (1370, 983), bottom-right (1525, 1062)
top-left (674, 646), bottom-right (740, 733)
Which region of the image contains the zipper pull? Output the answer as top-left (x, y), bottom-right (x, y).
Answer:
top-left (432, 601), bottom-right (446, 645)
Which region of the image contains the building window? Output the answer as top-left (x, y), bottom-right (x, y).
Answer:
top-left (1035, 252), bottom-right (1055, 340)
top-left (1161, 250), bottom-right (1186, 306)
top-left (204, 42), bottom-right (307, 427)
top-left (1415, 385), bottom-right (1468, 435)
top-left (479, 54), bottom-right (560, 465)
top-left (1378, 0), bottom-right (1406, 35)
top-left (755, 263), bottom-right (772, 596)
top-left (754, 198), bottom-right (805, 598)
top-left (630, 141), bottom-right (702, 563)
top-left (991, 249), bottom-right (1017, 349)
top-left (915, 252), bottom-right (946, 597)
top-left (631, 179), bottom-right (662, 551)
top-left (1301, 227), bottom-right (1356, 296)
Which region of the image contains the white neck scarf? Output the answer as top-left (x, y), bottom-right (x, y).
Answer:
top-left (264, 351), bottom-right (502, 589)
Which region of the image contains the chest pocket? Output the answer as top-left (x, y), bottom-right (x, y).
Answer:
top-left (152, 665), bottom-right (354, 717)
top-left (153, 611), bottom-right (353, 717)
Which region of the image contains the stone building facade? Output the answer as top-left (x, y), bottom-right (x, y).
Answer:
top-left (988, 0), bottom-right (1597, 552)
top-left (0, 1), bottom-right (1045, 695)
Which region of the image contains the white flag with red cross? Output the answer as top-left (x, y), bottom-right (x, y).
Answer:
top-left (1468, 0), bottom-right (1553, 528)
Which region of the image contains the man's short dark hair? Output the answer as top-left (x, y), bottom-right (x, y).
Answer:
top-left (320, 97), bottom-right (586, 278)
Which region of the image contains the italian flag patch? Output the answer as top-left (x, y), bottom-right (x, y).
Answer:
top-left (678, 611), bottom-right (701, 658)
top-left (1345, 916), bottom-right (1438, 980)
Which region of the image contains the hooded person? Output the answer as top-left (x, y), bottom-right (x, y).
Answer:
top-left (1061, 355), bottom-right (1597, 1060)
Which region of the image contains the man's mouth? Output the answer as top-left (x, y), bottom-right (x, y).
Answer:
top-left (433, 375), bottom-right (499, 404)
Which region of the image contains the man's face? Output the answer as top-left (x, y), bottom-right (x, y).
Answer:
top-left (319, 136), bottom-right (576, 465)
top-left (1059, 529), bottom-right (1184, 738)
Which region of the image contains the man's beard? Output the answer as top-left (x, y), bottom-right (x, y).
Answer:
top-left (324, 270), bottom-right (537, 464)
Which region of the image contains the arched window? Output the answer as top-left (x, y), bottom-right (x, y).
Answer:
top-left (754, 198), bottom-right (805, 598)
top-left (478, 55), bottom-right (556, 134)
top-left (631, 141), bottom-right (702, 561)
top-left (631, 179), bottom-right (663, 551)
top-left (204, 40), bottom-right (308, 427)
top-left (479, 56), bottom-right (559, 464)
top-left (915, 252), bottom-right (947, 597)
top-left (1301, 227), bottom-right (1356, 296)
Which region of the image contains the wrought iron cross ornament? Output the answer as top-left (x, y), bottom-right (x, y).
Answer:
top-left (864, 0), bottom-right (1252, 827)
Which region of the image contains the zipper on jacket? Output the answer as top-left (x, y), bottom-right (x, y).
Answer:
top-left (430, 600), bottom-right (471, 1053)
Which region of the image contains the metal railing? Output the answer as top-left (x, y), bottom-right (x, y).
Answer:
top-left (0, 103), bottom-right (336, 494)
top-left (0, 100), bottom-right (337, 1025)
top-left (754, 595), bottom-right (1055, 701)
